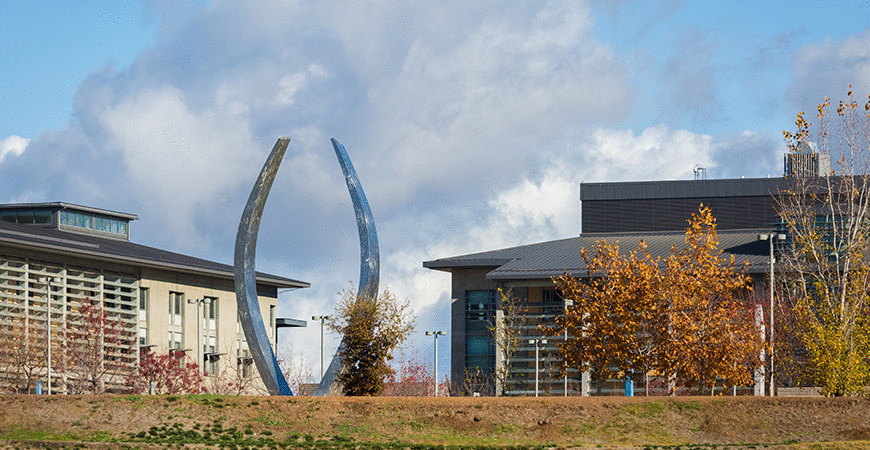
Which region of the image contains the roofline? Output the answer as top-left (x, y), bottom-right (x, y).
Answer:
top-left (0, 232), bottom-right (309, 289)
top-left (0, 202), bottom-right (139, 221)
top-left (422, 258), bottom-right (513, 271)
top-left (485, 262), bottom-right (773, 281)
top-left (580, 177), bottom-right (791, 201)
top-left (424, 228), bottom-right (776, 280)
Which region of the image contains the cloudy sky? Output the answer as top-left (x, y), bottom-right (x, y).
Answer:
top-left (3, 0), bottom-right (870, 383)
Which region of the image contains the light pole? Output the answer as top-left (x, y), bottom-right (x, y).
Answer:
top-left (425, 331), bottom-right (446, 396)
top-left (563, 299), bottom-right (573, 397)
top-left (187, 298), bottom-right (207, 373)
top-left (758, 232), bottom-right (785, 397)
top-left (529, 338), bottom-right (547, 397)
top-left (312, 315), bottom-right (333, 379)
top-left (42, 277), bottom-right (59, 395)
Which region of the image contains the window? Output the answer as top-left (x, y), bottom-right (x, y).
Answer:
top-left (169, 331), bottom-right (182, 349)
top-left (139, 288), bottom-right (149, 320)
top-left (204, 297), bottom-right (218, 330)
top-left (206, 297), bottom-right (217, 320)
top-left (466, 335), bottom-right (494, 372)
top-left (169, 292), bottom-right (184, 325)
top-left (464, 290), bottom-right (496, 373)
top-left (465, 290), bottom-right (496, 333)
top-left (542, 288), bottom-right (562, 304)
top-left (58, 211), bottom-right (128, 237)
top-left (1, 210), bottom-right (51, 225)
top-left (138, 288), bottom-right (149, 345)
top-left (205, 354), bottom-right (219, 376)
top-left (238, 348), bottom-right (253, 378)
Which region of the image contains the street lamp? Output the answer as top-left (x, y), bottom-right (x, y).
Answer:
top-left (41, 277), bottom-right (59, 395)
top-left (563, 299), bottom-right (573, 397)
top-left (425, 331), bottom-right (446, 396)
top-left (758, 232), bottom-right (785, 397)
top-left (188, 298), bottom-right (208, 372)
top-left (529, 338), bottom-right (547, 397)
top-left (312, 315), bottom-right (334, 379)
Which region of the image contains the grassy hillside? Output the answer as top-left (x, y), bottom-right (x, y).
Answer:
top-left (0, 395), bottom-right (869, 449)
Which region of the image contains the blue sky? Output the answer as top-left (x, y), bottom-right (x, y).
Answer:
top-left (2, 0), bottom-right (869, 384)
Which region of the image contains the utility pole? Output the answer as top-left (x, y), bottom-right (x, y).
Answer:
top-left (188, 298), bottom-right (207, 374)
top-left (425, 331), bottom-right (446, 396)
top-left (42, 277), bottom-right (59, 395)
top-left (312, 315), bottom-right (334, 379)
top-left (758, 232), bottom-right (785, 397)
top-left (529, 338), bottom-right (547, 397)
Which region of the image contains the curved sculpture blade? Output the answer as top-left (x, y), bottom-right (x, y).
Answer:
top-left (313, 138), bottom-right (380, 396)
top-left (234, 137), bottom-right (293, 396)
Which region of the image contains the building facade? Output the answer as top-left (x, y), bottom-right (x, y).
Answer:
top-left (0, 202), bottom-right (308, 394)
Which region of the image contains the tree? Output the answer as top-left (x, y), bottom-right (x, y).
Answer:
top-left (126, 350), bottom-right (205, 395)
top-left (280, 346), bottom-right (316, 396)
top-left (660, 206), bottom-right (761, 394)
top-left (489, 288), bottom-right (527, 396)
top-left (552, 240), bottom-right (662, 390)
top-left (383, 354), bottom-right (434, 396)
top-left (551, 206), bottom-right (762, 394)
top-left (329, 288), bottom-right (415, 396)
top-left (0, 316), bottom-right (46, 393)
top-left (61, 299), bottom-right (137, 394)
top-left (778, 87), bottom-right (870, 396)
top-left (206, 340), bottom-right (262, 395)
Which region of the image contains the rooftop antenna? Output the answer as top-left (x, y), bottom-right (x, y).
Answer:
top-left (693, 165), bottom-right (707, 180)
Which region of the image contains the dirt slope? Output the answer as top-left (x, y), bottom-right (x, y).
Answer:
top-left (0, 395), bottom-right (869, 449)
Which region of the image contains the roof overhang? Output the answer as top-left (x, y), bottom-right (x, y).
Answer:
top-left (0, 229), bottom-right (309, 290)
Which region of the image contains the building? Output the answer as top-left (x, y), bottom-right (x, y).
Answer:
top-left (424, 177), bottom-right (790, 396)
top-left (0, 202), bottom-right (308, 394)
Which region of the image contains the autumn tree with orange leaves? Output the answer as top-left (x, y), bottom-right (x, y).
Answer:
top-left (552, 239), bottom-right (662, 390)
top-left (661, 206), bottom-right (762, 393)
top-left (551, 206), bottom-right (762, 395)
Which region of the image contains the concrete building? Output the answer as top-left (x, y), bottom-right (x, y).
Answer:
top-left (0, 202), bottom-right (308, 394)
top-left (424, 177), bottom-right (788, 396)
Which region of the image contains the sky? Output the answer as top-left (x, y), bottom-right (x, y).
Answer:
top-left (2, 0), bottom-right (870, 385)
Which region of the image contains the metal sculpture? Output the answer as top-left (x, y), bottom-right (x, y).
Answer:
top-left (313, 138), bottom-right (380, 396)
top-left (234, 137), bottom-right (294, 396)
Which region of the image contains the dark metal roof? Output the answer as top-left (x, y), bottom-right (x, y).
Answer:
top-left (0, 221), bottom-right (308, 289)
top-left (423, 229), bottom-right (772, 281)
top-left (580, 177), bottom-right (791, 201)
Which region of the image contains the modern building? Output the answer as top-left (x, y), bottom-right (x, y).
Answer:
top-left (0, 202), bottom-right (308, 394)
top-left (424, 176), bottom-right (790, 396)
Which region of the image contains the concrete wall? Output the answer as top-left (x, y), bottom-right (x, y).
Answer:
top-left (140, 267), bottom-right (278, 394)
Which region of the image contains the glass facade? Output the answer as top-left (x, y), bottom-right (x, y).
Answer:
top-left (59, 210), bottom-right (128, 237)
top-left (465, 290), bottom-right (496, 373)
top-left (1, 210), bottom-right (51, 225)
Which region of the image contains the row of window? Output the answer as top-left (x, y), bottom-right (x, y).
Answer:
top-left (59, 210), bottom-right (128, 236)
top-left (162, 291), bottom-right (256, 378)
top-left (1, 210), bottom-right (51, 225)
top-left (464, 288), bottom-right (564, 375)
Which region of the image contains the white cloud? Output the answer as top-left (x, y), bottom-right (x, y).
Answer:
top-left (577, 126), bottom-right (716, 182)
top-left (277, 65), bottom-right (328, 106)
top-left (99, 86), bottom-right (261, 252)
top-left (787, 30), bottom-right (870, 113)
top-left (0, 136), bottom-right (29, 163)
